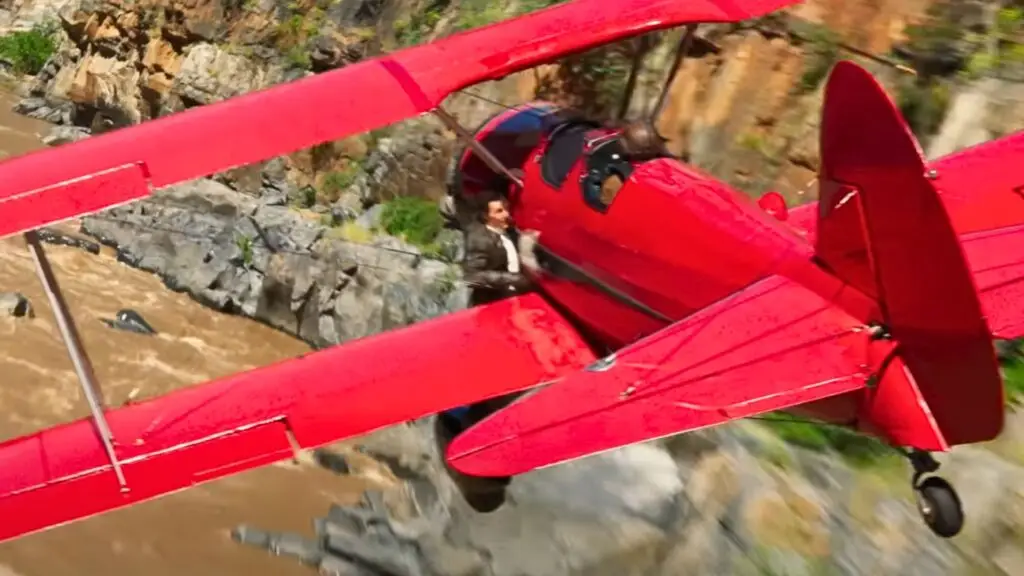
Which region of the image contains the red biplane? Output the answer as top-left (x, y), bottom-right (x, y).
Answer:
top-left (0, 0), bottom-right (1018, 546)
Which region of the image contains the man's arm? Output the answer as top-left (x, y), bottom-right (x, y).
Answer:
top-left (517, 229), bottom-right (541, 273)
top-left (463, 230), bottom-right (529, 291)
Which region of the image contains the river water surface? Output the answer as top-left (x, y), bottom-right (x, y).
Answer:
top-left (0, 92), bottom-right (379, 575)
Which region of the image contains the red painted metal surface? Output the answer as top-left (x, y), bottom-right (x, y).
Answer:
top-left (0, 0), bottom-right (1023, 536)
top-left (0, 163), bottom-right (150, 238)
top-left (0, 0), bottom-right (815, 540)
top-left (449, 58), bottom-right (1024, 475)
top-left (0, 294), bottom-right (595, 543)
top-left (447, 275), bottom-right (877, 477)
top-left (818, 61), bottom-right (1002, 446)
top-left (758, 191), bottom-right (789, 221)
top-left (454, 102), bottom-right (560, 198)
top-left (0, 0), bottom-right (796, 238)
top-left (776, 118), bottom-right (1024, 341)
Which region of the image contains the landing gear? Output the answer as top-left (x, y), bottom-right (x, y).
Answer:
top-left (907, 449), bottom-right (964, 538)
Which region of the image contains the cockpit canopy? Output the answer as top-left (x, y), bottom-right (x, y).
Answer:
top-left (540, 123), bottom-right (637, 213)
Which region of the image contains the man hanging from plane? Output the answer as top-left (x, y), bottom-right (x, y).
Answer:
top-left (430, 113), bottom-right (674, 510)
top-left (434, 188), bottom-right (541, 512)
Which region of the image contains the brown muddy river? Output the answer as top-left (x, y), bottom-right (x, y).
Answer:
top-left (0, 92), bottom-right (381, 575)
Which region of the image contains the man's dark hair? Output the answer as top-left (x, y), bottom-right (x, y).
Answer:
top-left (474, 189), bottom-right (507, 223)
top-left (618, 119), bottom-right (671, 160)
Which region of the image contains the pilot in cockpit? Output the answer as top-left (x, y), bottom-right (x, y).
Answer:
top-left (617, 118), bottom-right (672, 161)
top-left (585, 119), bottom-right (673, 207)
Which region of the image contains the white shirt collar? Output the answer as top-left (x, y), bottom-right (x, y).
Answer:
top-left (485, 225), bottom-right (519, 273)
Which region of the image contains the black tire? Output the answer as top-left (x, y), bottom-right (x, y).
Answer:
top-left (916, 476), bottom-right (964, 538)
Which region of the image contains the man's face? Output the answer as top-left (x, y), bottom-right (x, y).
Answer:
top-left (486, 199), bottom-right (510, 230)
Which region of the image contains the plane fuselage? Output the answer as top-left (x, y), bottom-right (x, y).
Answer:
top-left (456, 102), bottom-right (882, 432)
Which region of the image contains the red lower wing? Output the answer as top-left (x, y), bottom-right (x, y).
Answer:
top-left (447, 275), bottom-right (879, 478)
top-left (0, 293), bottom-right (595, 543)
top-left (930, 131), bottom-right (1024, 339)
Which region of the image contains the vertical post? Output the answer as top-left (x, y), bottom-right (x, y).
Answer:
top-left (651, 24), bottom-right (697, 126)
top-left (24, 230), bottom-right (128, 491)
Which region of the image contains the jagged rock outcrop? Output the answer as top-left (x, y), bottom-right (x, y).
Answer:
top-left (79, 176), bottom-right (465, 348)
top-left (235, 415), bottom-right (1024, 575)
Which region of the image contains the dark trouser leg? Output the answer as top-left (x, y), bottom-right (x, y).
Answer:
top-left (434, 390), bottom-right (524, 512)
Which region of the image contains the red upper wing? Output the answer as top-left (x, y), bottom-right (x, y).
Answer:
top-left (447, 275), bottom-right (880, 478)
top-left (0, 0), bottom-right (797, 238)
top-left (930, 131), bottom-right (1024, 338)
top-left (0, 293), bottom-right (595, 543)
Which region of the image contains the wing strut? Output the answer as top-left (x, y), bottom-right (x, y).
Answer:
top-left (433, 107), bottom-right (524, 188)
top-left (23, 231), bottom-right (129, 492)
top-left (651, 24), bottom-right (697, 123)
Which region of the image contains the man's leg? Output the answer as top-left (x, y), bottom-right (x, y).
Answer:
top-left (433, 391), bottom-right (523, 512)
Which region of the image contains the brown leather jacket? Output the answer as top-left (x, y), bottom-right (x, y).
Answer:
top-left (462, 223), bottom-right (530, 306)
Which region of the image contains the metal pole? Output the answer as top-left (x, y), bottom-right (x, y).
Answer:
top-left (651, 24), bottom-right (697, 125)
top-left (433, 107), bottom-right (524, 189)
top-left (24, 230), bottom-right (128, 491)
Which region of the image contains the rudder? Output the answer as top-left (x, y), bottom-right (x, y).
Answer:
top-left (815, 61), bottom-right (1003, 447)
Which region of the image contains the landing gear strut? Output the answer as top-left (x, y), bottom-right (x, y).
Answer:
top-left (907, 449), bottom-right (963, 538)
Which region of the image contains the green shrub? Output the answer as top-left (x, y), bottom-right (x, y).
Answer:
top-left (897, 79), bottom-right (950, 139)
top-left (379, 196), bottom-right (443, 246)
top-left (0, 25), bottom-right (57, 75)
top-left (757, 414), bottom-right (892, 466)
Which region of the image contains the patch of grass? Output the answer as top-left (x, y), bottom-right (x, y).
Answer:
top-left (759, 342), bottom-right (1024, 465)
top-left (0, 24), bottom-right (57, 75)
top-left (273, 1), bottom-right (331, 69)
top-left (300, 184), bottom-right (317, 207)
top-left (896, 79), bottom-right (950, 139)
top-left (453, 0), bottom-right (505, 31)
top-left (325, 221), bottom-right (374, 243)
top-left (737, 131), bottom-right (768, 153)
top-left (1003, 357), bottom-right (1024, 407)
top-left (757, 414), bottom-right (893, 467)
top-left (534, 42), bottom-right (632, 118)
top-left (319, 162), bottom-right (360, 203)
top-left (997, 6), bottom-right (1024, 37)
top-left (796, 27), bottom-right (839, 93)
top-left (394, 2), bottom-right (446, 47)
top-left (900, 0), bottom-right (967, 77)
top-left (517, 0), bottom-right (567, 13)
top-left (235, 234), bottom-right (254, 265)
top-left (394, 0), bottom-right (565, 47)
top-left (379, 196), bottom-right (443, 246)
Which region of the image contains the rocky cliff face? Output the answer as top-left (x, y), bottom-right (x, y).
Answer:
top-left (80, 175), bottom-right (465, 348)
top-left (236, 414), bottom-right (1024, 575)
top-left (3, 0), bottom-right (1024, 574)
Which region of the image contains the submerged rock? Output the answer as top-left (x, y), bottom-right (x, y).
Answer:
top-left (100, 308), bottom-right (157, 335)
top-left (0, 292), bottom-right (32, 318)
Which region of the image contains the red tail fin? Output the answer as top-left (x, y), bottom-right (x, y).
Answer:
top-left (815, 61), bottom-right (1003, 448)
